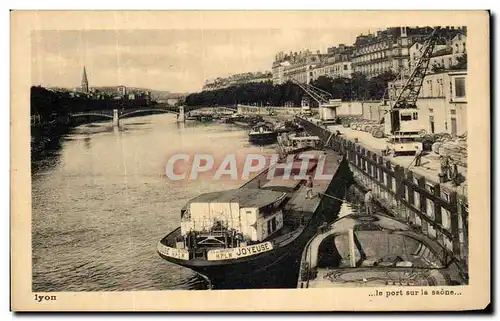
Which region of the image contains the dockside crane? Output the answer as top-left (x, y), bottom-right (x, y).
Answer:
top-left (383, 27), bottom-right (441, 155)
top-left (290, 77), bottom-right (340, 120)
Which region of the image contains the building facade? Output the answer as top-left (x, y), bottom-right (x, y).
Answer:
top-left (203, 71), bottom-right (272, 91)
top-left (117, 85), bottom-right (127, 96)
top-left (271, 50), bottom-right (326, 85)
top-left (282, 50), bottom-right (324, 84)
top-left (388, 69), bottom-right (467, 136)
top-left (351, 26), bottom-right (467, 79)
top-left (272, 52), bottom-right (292, 85)
top-left (271, 61), bottom-right (291, 85)
top-left (351, 27), bottom-right (441, 78)
top-left (310, 45), bottom-right (353, 81)
top-left (451, 32), bottom-right (467, 56)
top-left (326, 45), bottom-right (353, 79)
top-left (283, 62), bottom-right (310, 84)
top-left (311, 58), bottom-right (353, 81)
top-left (311, 59), bottom-right (330, 81)
top-left (352, 27), bottom-right (408, 78)
top-left (409, 31), bottom-right (467, 72)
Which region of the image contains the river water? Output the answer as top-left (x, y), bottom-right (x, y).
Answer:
top-left (31, 113), bottom-right (365, 292)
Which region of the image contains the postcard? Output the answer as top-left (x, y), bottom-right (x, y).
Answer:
top-left (11, 10), bottom-right (490, 311)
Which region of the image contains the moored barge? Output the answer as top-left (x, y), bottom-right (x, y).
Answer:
top-left (297, 212), bottom-right (466, 288)
top-left (248, 122), bottom-right (278, 145)
top-left (158, 147), bottom-right (351, 289)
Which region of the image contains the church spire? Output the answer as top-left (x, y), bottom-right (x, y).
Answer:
top-left (81, 66), bottom-right (89, 93)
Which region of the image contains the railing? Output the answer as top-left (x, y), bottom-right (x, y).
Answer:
top-left (297, 117), bottom-right (469, 279)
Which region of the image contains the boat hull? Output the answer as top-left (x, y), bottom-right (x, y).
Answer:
top-left (159, 236), bottom-right (303, 289)
top-left (248, 132), bottom-right (278, 145)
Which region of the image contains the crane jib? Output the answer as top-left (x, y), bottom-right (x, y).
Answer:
top-left (290, 77), bottom-right (333, 105)
top-left (392, 28), bottom-right (440, 110)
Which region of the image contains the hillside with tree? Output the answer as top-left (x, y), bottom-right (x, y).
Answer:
top-left (185, 71), bottom-right (398, 108)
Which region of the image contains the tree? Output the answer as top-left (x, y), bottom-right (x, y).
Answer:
top-left (311, 76), bottom-right (333, 95)
top-left (331, 77), bottom-right (351, 100)
top-left (431, 63), bottom-right (445, 73)
top-left (450, 53), bottom-right (467, 70)
top-left (350, 72), bottom-right (370, 101)
top-left (367, 71), bottom-right (396, 101)
top-left (183, 70), bottom-right (401, 107)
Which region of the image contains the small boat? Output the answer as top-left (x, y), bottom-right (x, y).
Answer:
top-left (184, 111), bottom-right (199, 121)
top-left (297, 213), bottom-right (467, 288)
top-left (199, 115), bottom-right (213, 122)
top-left (248, 122), bottom-right (278, 145)
top-left (230, 114), bottom-right (245, 121)
top-left (230, 114), bottom-right (247, 127)
top-left (230, 114), bottom-right (265, 128)
top-left (278, 132), bottom-right (322, 156)
top-left (217, 116), bottom-right (233, 124)
top-left (247, 115), bottom-right (264, 126)
top-left (274, 120), bottom-right (300, 134)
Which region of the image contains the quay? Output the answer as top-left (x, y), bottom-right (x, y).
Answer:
top-left (224, 104), bottom-right (469, 279)
top-left (297, 116), bottom-right (469, 279)
top-left (158, 103), bottom-right (469, 280)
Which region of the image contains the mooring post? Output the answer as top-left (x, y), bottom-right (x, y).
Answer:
top-left (113, 109), bottom-right (119, 127)
top-left (178, 106), bottom-right (185, 122)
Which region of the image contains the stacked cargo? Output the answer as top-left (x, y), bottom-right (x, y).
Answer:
top-left (339, 116), bottom-right (386, 139)
top-left (370, 125), bottom-right (385, 138)
top-left (431, 132), bottom-right (468, 168)
top-left (339, 116), bottom-right (364, 128)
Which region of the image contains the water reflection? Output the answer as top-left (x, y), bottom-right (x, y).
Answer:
top-left (31, 114), bottom-right (368, 291)
top-left (31, 114), bottom-right (279, 291)
top-left (83, 136), bottom-right (91, 149)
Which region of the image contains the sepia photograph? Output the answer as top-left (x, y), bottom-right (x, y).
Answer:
top-left (11, 10), bottom-right (490, 311)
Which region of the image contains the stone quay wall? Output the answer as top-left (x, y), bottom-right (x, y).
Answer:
top-left (298, 117), bottom-right (469, 277)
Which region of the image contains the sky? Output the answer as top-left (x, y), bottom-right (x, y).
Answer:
top-left (32, 28), bottom-right (369, 93)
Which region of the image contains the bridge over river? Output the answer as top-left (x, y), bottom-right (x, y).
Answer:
top-left (69, 105), bottom-right (237, 126)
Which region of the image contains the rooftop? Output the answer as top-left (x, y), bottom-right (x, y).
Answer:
top-left (432, 47), bottom-right (454, 57)
top-left (262, 178), bottom-right (302, 190)
top-left (187, 188), bottom-right (286, 208)
top-left (353, 26), bottom-right (462, 48)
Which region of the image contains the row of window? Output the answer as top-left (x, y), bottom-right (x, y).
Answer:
top-left (420, 76), bottom-right (466, 98)
top-left (356, 40), bottom-right (391, 55)
top-left (284, 74), bottom-right (307, 83)
top-left (392, 48), bottom-right (407, 56)
top-left (284, 67), bottom-right (307, 74)
top-left (324, 64), bottom-right (349, 73)
top-left (352, 50), bottom-right (389, 63)
top-left (356, 59), bottom-right (393, 69)
top-left (411, 42), bottom-right (466, 60)
top-left (313, 64), bottom-right (350, 74)
top-left (353, 65), bottom-right (393, 75)
top-left (452, 42), bottom-right (466, 54)
top-left (411, 52), bottom-right (463, 66)
top-left (412, 38), bottom-right (465, 52)
top-left (286, 63), bottom-right (352, 82)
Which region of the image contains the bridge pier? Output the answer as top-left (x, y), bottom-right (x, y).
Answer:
top-left (113, 109), bottom-right (119, 127)
top-left (177, 106), bottom-right (185, 122)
